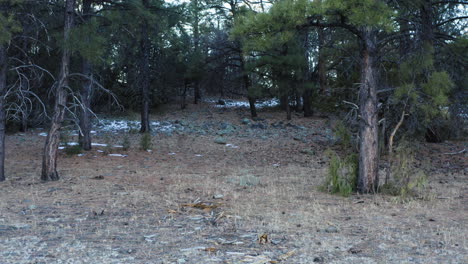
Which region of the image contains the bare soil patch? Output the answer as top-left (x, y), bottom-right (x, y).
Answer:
top-left (1, 103), bottom-right (467, 263)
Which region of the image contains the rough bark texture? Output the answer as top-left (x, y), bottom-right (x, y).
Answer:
top-left (78, 0), bottom-right (93, 150)
top-left (79, 59), bottom-right (92, 150)
top-left (357, 29), bottom-right (379, 193)
top-left (41, 0), bottom-right (75, 181)
top-left (421, 0), bottom-right (434, 49)
top-left (139, 0), bottom-right (151, 133)
top-left (318, 27), bottom-right (327, 95)
top-left (0, 45), bottom-right (7, 182)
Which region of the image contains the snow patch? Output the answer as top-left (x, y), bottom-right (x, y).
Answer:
top-left (108, 154), bottom-right (128, 157)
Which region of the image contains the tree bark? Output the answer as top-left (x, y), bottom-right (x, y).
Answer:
top-left (286, 97), bottom-right (291, 120)
top-left (248, 96), bottom-right (257, 118)
top-left (357, 28), bottom-right (379, 193)
top-left (239, 53), bottom-right (257, 118)
top-left (79, 59), bottom-right (92, 150)
top-left (139, 0), bottom-right (151, 133)
top-left (78, 0), bottom-right (93, 150)
top-left (0, 45), bottom-right (7, 182)
top-left (42, 0), bottom-right (75, 181)
top-left (318, 27), bottom-right (327, 95)
top-left (302, 90), bottom-right (313, 117)
top-left (193, 0), bottom-right (201, 104)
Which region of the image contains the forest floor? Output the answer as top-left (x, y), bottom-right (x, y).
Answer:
top-left (0, 100), bottom-right (467, 264)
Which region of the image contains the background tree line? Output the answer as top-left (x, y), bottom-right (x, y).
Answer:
top-left (0, 0), bottom-right (466, 193)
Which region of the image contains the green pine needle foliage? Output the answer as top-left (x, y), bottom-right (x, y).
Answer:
top-left (140, 133), bottom-right (152, 151)
top-left (321, 150), bottom-right (358, 197)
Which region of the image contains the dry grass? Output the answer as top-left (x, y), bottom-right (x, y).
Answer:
top-left (0, 104), bottom-right (467, 263)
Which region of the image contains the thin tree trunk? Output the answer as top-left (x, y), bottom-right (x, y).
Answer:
top-left (0, 45), bottom-right (7, 182)
top-left (79, 59), bottom-right (92, 150)
top-left (286, 97), bottom-right (291, 120)
top-left (42, 0), bottom-right (75, 181)
top-left (248, 96), bottom-right (257, 118)
top-left (193, 0), bottom-right (201, 104)
top-left (239, 53), bottom-right (257, 118)
top-left (193, 81), bottom-right (200, 104)
top-left (318, 27), bottom-right (327, 95)
top-left (303, 90), bottom-right (313, 117)
top-left (386, 110), bottom-right (406, 184)
top-left (181, 80), bottom-right (187, 110)
top-left (78, 0), bottom-right (93, 150)
top-left (139, 0), bottom-right (151, 133)
top-left (357, 28), bottom-right (379, 193)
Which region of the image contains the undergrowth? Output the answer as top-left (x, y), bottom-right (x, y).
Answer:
top-left (320, 150), bottom-right (358, 197)
top-left (140, 133), bottom-right (152, 151)
top-left (381, 141), bottom-right (428, 200)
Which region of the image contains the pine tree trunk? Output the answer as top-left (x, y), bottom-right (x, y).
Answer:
top-left (41, 0), bottom-right (75, 181)
top-left (78, 0), bottom-right (93, 150)
top-left (193, 81), bottom-right (200, 104)
top-left (248, 96), bottom-right (257, 118)
top-left (318, 27), bottom-right (327, 95)
top-left (240, 53), bottom-right (257, 118)
top-left (357, 29), bottom-right (379, 193)
top-left (286, 97), bottom-right (291, 120)
top-left (181, 80), bottom-right (187, 110)
top-left (139, 0), bottom-right (151, 133)
top-left (0, 45), bottom-right (7, 182)
top-left (79, 60), bottom-right (92, 150)
top-left (302, 90), bottom-right (313, 117)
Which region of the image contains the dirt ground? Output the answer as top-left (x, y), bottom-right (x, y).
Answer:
top-left (0, 102), bottom-right (467, 264)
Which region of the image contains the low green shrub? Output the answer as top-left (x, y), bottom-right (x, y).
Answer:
top-left (65, 144), bottom-right (83, 156)
top-left (140, 133), bottom-right (152, 151)
top-left (321, 150), bottom-right (358, 196)
top-left (122, 135), bottom-right (131, 151)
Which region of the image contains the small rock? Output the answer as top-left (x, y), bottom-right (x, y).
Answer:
top-left (251, 123), bottom-right (267, 129)
top-left (214, 137), bottom-right (227, 144)
top-left (242, 118), bottom-right (251, 125)
top-left (300, 149), bottom-right (315, 155)
top-left (217, 99), bottom-right (226, 105)
top-left (324, 226), bottom-right (339, 233)
top-left (313, 256), bottom-right (324, 262)
top-left (213, 194), bottom-right (224, 199)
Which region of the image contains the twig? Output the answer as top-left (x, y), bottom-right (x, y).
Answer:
top-left (443, 148), bottom-right (466, 155)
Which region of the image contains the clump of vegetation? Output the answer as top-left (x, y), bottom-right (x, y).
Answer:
top-left (333, 120), bottom-right (352, 148)
top-left (103, 136), bottom-right (113, 154)
top-left (140, 133), bottom-right (152, 151)
top-left (321, 150), bottom-right (358, 197)
top-left (127, 121), bottom-right (139, 134)
top-left (122, 135), bottom-right (131, 151)
top-left (65, 144), bottom-right (83, 156)
top-left (381, 141), bottom-right (428, 199)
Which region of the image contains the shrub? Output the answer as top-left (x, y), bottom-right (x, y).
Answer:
top-left (122, 135), bottom-right (131, 151)
top-left (333, 120), bottom-right (352, 148)
top-left (140, 133), bottom-right (152, 151)
top-left (321, 150), bottom-right (358, 196)
top-left (381, 141), bottom-right (428, 199)
top-left (65, 144), bottom-right (83, 156)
